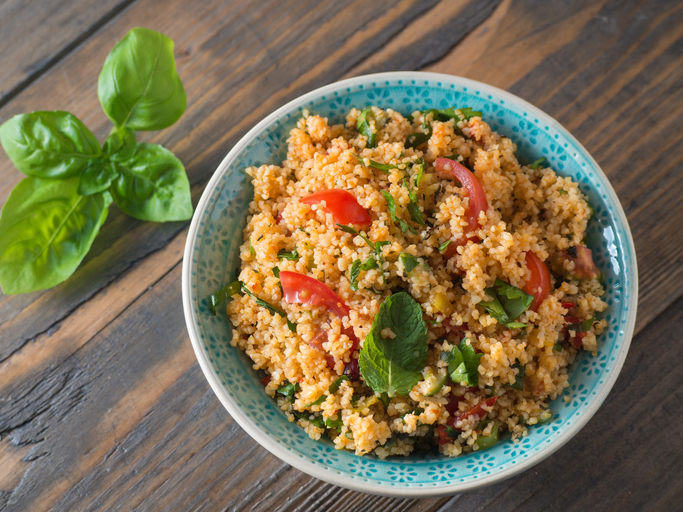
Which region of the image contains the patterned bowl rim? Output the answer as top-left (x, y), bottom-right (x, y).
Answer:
top-left (181, 71), bottom-right (638, 497)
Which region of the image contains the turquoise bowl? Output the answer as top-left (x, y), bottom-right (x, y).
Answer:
top-left (181, 72), bottom-right (637, 497)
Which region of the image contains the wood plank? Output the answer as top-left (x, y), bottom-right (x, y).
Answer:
top-left (0, 0), bottom-right (137, 103)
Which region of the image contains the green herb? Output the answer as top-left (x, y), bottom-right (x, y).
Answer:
top-left (304, 375), bottom-right (349, 408)
top-left (348, 257), bottom-right (378, 291)
top-left (528, 157), bottom-right (546, 170)
top-left (479, 279), bottom-right (533, 329)
top-left (208, 280), bottom-right (242, 315)
top-left (399, 253), bottom-right (420, 273)
top-left (509, 363), bottom-right (526, 390)
top-left (240, 283), bottom-right (287, 318)
top-left (381, 190), bottom-right (415, 234)
top-left (325, 416), bottom-right (344, 429)
top-left (378, 392), bottom-right (391, 410)
top-left (354, 154), bottom-right (397, 173)
top-left (249, 237), bottom-right (256, 257)
top-left (273, 266), bottom-right (280, 278)
top-left (439, 240), bottom-right (452, 253)
top-left (337, 223), bottom-right (390, 283)
top-left (568, 318), bottom-right (594, 333)
top-left (293, 410), bottom-right (324, 428)
top-left (407, 202), bottom-right (425, 226)
top-left (277, 248), bottom-right (300, 261)
top-left (445, 425), bottom-right (459, 438)
top-left (458, 107), bottom-right (482, 120)
top-left (358, 292), bottom-right (429, 397)
top-left (414, 159), bottom-right (425, 187)
top-left (406, 124), bottom-right (432, 149)
top-left (444, 338), bottom-right (482, 387)
top-left (287, 319), bottom-right (298, 333)
top-left (277, 381), bottom-right (301, 402)
top-left (356, 107), bottom-right (377, 148)
top-left (558, 189), bottom-right (568, 195)
top-left (553, 343), bottom-right (563, 352)
top-left (444, 154), bottom-right (460, 161)
top-left (0, 28), bottom-right (189, 295)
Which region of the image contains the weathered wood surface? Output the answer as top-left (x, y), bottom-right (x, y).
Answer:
top-left (0, 0), bottom-right (681, 510)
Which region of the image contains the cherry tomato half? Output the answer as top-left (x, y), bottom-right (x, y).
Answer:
top-left (300, 189), bottom-right (371, 227)
top-left (523, 251), bottom-right (551, 312)
top-left (280, 271), bottom-right (349, 318)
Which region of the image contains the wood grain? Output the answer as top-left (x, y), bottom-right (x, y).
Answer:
top-left (0, 0), bottom-right (681, 510)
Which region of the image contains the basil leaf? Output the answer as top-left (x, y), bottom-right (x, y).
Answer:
top-left (447, 338), bottom-right (482, 387)
top-left (458, 107), bottom-right (482, 120)
top-left (287, 319), bottom-right (298, 333)
top-left (553, 343), bottom-right (563, 352)
top-left (494, 279), bottom-right (533, 322)
top-left (439, 240), bottom-right (452, 253)
top-left (528, 158), bottom-right (546, 170)
top-left (78, 159), bottom-right (118, 196)
top-left (0, 111), bottom-right (101, 178)
top-left (569, 318), bottom-right (594, 333)
top-left (349, 259), bottom-right (361, 291)
top-left (208, 280), bottom-right (242, 315)
top-left (356, 107), bottom-right (377, 148)
top-left (359, 292), bottom-right (429, 397)
top-left (102, 127), bottom-right (136, 162)
top-left (424, 107), bottom-right (457, 122)
top-left (329, 375), bottom-right (350, 394)
top-left (272, 266), bottom-right (280, 278)
top-left (277, 381), bottom-right (300, 402)
top-left (110, 143), bottom-right (192, 222)
top-left (98, 27), bottom-right (186, 131)
top-left (509, 363), bottom-right (525, 390)
top-left (355, 155), bottom-right (397, 173)
top-left (399, 253), bottom-right (419, 273)
top-left (414, 159), bottom-right (425, 187)
top-left (277, 248), bottom-right (300, 261)
top-left (381, 190), bottom-right (415, 234)
top-left (241, 282), bottom-right (287, 318)
top-left (0, 177), bottom-right (111, 294)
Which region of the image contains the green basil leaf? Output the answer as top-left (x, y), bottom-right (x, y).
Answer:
top-left (287, 319), bottom-right (298, 333)
top-left (528, 157), bottom-right (546, 170)
top-left (329, 375), bottom-right (350, 394)
top-left (272, 266), bottom-right (280, 278)
top-left (360, 257), bottom-right (378, 271)
top-left (78, 159), bottom-right (118, 196)
top-left (508, 363), bottom-right (525, 390)
top-left (0, 111), bottom-right (101, 178)
top-left (354, 155), bottom-right (397, 173)
top-left (349, 259), bottom-right (361, 291)
top-left (568, 318), bottom-right (594, 333)
top-left (98, 27), bottom-right (186, 130)
top-left (399, 253), bottom-right (419, 273)
top-left (414, 159), bottom-right (425, 187)
top-left (110, 143), bottom-right (192, 222)
top-left (381, 190), bottom-right (415, 234)
top-left (102, 127), bottom-right (136, 161)
top-left (240, 282), bottom-right (287, 318)
top-left (277, 248), bottom-right (300, 261)
top-left (0, 177), bottom-right (111, 294)
top-left (494, 279), bottom-right (533, 321)
top-left (447, 338), bottom-right (482, 387)
top-left (208, 280), bottom-right (242, 315)
top-left (439, 240), bottom-right (452, 253)
top-left (424, 108), bottom-right (458, 122)
top-left (359, 292), bottom-right (429, 397)
top-left (277, 381), bottom-right (300, 401)
top-left (356, 107), bottom-right (377, 148)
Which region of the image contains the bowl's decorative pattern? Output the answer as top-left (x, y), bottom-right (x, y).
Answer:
top-left (183, 73), bottom-right (637, 496)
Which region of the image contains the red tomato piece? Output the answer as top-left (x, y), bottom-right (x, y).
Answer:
top-left (436, 424), bottom-right (452, 446)
top-left (260, 375), bottom-right (272, 386)
top-left (564, 316), bottom-right (588, 349)
top-left (280, 271), bottom-right (350, 318)
top-left (523, 252), bottom-right (551, 311)
top-left (561, 302), bottom-right (575, 311)
top-left (434, 158), bottom-right (489, 236)
top-left (448, 396), bottom-right (498, 429)
top-left (300, 189), bottom-right (371, 227)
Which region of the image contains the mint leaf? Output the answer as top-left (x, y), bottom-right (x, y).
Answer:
top-left (508, 363), bottom-right (525, 390)
top-left (528, 157), bottom-right (546, 170)
top-left (277, 248), bottom-right (300, 261)
top-left (399, 253), bottom-right (419, 273)
top-left (494, 279), bottom-right (533, 321)
top-left (458, 107), bottom-right (482, 120)
top-left (304, 394), bottom-right (327, 408)
top-left (359, 292), bottom-right (429, 397)
top-left (329, 375), bottom-right (350, 394)
top-left (406, 124), bottom-right (432, 149)
top-left (356, 108), bottom-right (377, 148)
top-left (446, 338), bottom-right (482, 387)
top-left (277, 381), bottom-right (300, 402)
top-left (479, 279), bottom-right (533, 329)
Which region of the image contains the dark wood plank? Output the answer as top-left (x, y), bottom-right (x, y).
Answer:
top-left (0, 0), bottom-right (681, 510)
top-left (0, 0), bottom-right (137, 103)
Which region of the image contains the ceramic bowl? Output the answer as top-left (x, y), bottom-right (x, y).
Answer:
top-left (181, 72), bottom-right (637, 497)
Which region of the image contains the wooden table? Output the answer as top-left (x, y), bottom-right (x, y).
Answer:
top-left (0, 1), bottom-right (681, 510)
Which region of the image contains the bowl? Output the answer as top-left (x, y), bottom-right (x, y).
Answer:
top-left (181, 72), bottom-right (637, 497)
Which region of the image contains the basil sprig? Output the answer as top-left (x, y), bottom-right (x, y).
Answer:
top-left (0, 28), bottom-right (190, 294)
top-left (359, 292), bottom-right (429, 397)
top-left (479, 279), bottom-right (533, 329)
top-left (442, 338), bottom-right (482, 387)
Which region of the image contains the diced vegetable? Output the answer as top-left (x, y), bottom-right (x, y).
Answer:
top-left (423, 369), bottom-right (447, 396)
top-left (448, 396), bottom-right (498, 429)
top-left (300, 189), bottom-right (371, 227)
top-left (479, 279), bottom-right (532, 329)
top-left (474, 420), bottom-right (500, 450)
top-left (523, 252), bottom-right (551, 311)
top-left (551, 245), bottom-right (601, 280)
